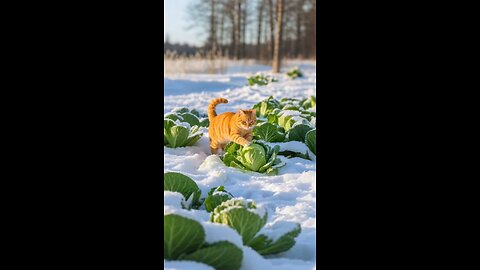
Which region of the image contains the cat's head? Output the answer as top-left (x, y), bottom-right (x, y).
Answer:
top-left (236, 109), bottom-right (256, 130)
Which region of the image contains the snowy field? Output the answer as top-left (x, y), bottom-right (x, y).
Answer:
top-left (164, 61), bottom-right (316, 270)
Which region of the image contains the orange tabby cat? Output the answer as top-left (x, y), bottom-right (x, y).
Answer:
top-left (208, 98), bottom-right (256, 155)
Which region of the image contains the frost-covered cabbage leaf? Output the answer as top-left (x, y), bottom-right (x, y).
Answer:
top-left (164, 119), bottom-right (202, 148)
top-left (277, 113), bottom-right (311, 132)
top-left (211, 198), bottom-right (301, 256)
top-left (253, 122), bottom-right (285, 143)
top-left (221, 141), bottom-right (285, 175)
top-left (164, 172), bottom-right (202, 209)
top-left (166, 108), bottom-right (209, 127)
top-left (204, 186), bottom-right (234, 212)
top-left (252, 96), bottom-right (281, 118)
top-left (247, 74), bottom-right (278, 86)
top-left (300, 96), bottom-right (316, 109)
top-left (278, 96), bottom-right (316, 112)
top-left (266, 108), bottom-right (283, 124)
top-left (180, 241), bottom-right (242, 270)
top-left (286, 67), bottom-right (304, 79)
top-left (164, 214), bottom-right (205, 260)
top-left (165, 214), bottom-right (243, 270)
top-left (305, 129), bottom-right (316, 155)
top-left (249, 224), bottom-right (302, 255)
top-left (286, 124), bottom-right (313, 142)
top-left (211, 198), bottom-right (267, 244)
top-left (277, 150), bottom-right (310, 160)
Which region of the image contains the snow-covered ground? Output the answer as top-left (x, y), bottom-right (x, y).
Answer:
top-left (164, 62), bottom-right (316, 270)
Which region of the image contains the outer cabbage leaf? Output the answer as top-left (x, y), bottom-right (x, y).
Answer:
top-left (286, 68), bottom-right (303, 79)
top-left (305, 129), bottom-right (316, 155)
top-left (164, 172), bottom-right (201, 209)
top-left (266, 109), bottom-right (282, 124)
top-left (164, 113), bottom-right (183, 122)
top-left (184, 125), bottom-right (203, 146)
top-left (168, 126), bottom-right (189, 147)
top-left (286, 124), bottom-right (313, 142)
top-left (199, 118), bottom-right (210, 127)
top-left (253, 122), bottom-right (285, 142)
top-left (301, 96), bottom-right (316, 109)
top-left (250, 224), bottom-right (301, 255)
top-left (277, 114), bottom-right (310, 132)
top-left (230, 160), bottom-right (247, 171)
top-left (180, 241), bottom-right (243, 270)
top-left (247, 74), bottom-right (278, 86)
top-left (258, 145), bottom-right (280, 173)
top-left (172, 108), bottom-right (190, 114)
top-left (252, 96), bottom-right (281, 118)
top-left (164, 118), bottom-right (203, 148)
top-left (164, 214), bottom-right (205, 260)
top-left (180, 112), bottom-right (201, 127)
top-left (278, 150), bottom-right (310, 160)
top-left (204, 186), bottom-right (234, 213)
top-left (224, 141), bottom-right (241, 155)
top-left (211, 199), bottom-right (267, 244)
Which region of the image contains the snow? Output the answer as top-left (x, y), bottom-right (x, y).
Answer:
top-left (164, 62), bottom-right (316, 270)
top-left (212, 190), bottom-right (231, 196)
top-left (278, 110), bottom-right (304, 117)
top-left (259, 220), bottom-right (299, 242)
top-left (164, 64), bottom-right (316, 115)
top-left (263, 140), bottom-right (315, 161)
top-left (164, 191), bottom-right (185, 208)
top-left (164, 260), bottom-right (214, 270)
top-left (202, 222), bottom-right (244, 248)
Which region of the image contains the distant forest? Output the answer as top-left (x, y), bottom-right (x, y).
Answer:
top-left (164, 42), bottom-right (198, 56)
top-left (165, 0), bottom-right (316, 60)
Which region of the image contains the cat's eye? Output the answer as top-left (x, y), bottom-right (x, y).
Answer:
top-left (241, 121), bottom-right (247, 125)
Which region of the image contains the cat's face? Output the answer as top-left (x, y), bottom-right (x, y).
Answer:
top-left (237, 110), bottom-right (256, 130)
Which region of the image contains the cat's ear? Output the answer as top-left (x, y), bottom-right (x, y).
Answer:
top-left (238, 110), bottom-right (246, 115)
top-left (251, 109), bottom-right (256, 115)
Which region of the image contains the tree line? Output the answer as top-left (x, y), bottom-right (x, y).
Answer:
top-left (185, 0), bottom-right (315, 60)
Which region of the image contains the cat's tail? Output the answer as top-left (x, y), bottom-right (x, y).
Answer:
top-left (208, 98), bottom-right (228, 120)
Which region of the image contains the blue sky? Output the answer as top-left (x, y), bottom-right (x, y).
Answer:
top-left (164, 0), bottom-right (203, 46)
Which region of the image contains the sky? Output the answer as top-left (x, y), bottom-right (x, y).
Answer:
top-left (164, 0), bottom-right (203, 46)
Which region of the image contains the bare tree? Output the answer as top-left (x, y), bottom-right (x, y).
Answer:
top-left (177, 0), bottom-right (316, 61)
top-left (219, 5), bottom-right (225, 55)
top-left (268, 0), bottom-right (275, 59)
top-left (235, 0), bottom-right (242, 59)
top-left (186, 0), bottom-right (218, 53)
top-left (256, 0), bottom-right (265, 60)
top-left (242, 0), bottom-right (247, 58)
top-left (209, 0), bottom-right (217, 54)
top-left (272, 0), bottom-right (284, 73)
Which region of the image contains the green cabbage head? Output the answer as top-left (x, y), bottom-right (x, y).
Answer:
top-left (238, 144), bottom-right (266, 171)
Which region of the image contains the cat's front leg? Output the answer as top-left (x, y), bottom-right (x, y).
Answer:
top-left (244, 133), bottom-right (253, 142)
top-left (230, 134), bottom-right (250, 147)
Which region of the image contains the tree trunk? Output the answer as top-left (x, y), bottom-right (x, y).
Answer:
top-left (268, 0), bottom-right (275, 60)
top-left (257, 0), bottom-right (264, 60)
top-left (272, 0), bottom-right (283, 73)
top-left (219, 10), bottom-right (225, 55)
top-left (295, 0), bottom-right (303, 58)
top-left (209, 0), bottom-right (217, 56)
top-left (234, 0), bottom-right (242, 59)
top-left (242, 0), bottom-right (247, 58)
top-left (229, 4), bottom-right (236, 59)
